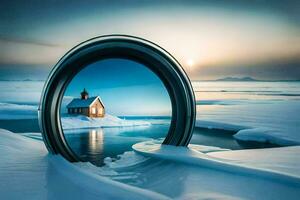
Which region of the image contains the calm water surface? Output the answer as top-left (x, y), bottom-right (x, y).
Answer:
top-left (64, 123), bottom-right (170, 166)
top-left (64, 123), bottom-right (278, 166)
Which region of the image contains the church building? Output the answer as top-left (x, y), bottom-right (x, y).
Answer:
top-left (66, 89), bottom-right (105, 118)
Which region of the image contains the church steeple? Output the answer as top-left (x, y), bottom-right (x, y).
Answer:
top-left (81, 88), bottom-right (89, 100)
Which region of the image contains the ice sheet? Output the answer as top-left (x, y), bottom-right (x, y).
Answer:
top-left (0, 80), bottom-right (43, 104)
top-left (194, 81), bottom-right (300, 146)
top-left (0, 102), bottom-right (38, 119)
top-left (195, 100), bottom-right (300, 145)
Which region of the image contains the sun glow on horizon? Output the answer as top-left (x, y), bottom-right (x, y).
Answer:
top-left (187, 59), bottom-right (194, 68)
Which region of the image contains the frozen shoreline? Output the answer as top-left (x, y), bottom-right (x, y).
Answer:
top-left (61, 114), bottom-right (151, 130)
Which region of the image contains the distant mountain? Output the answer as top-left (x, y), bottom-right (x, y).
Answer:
top-left (193, 77), bottom-right (300, 82)
top-left (215, 76), bottom-right (258, 82)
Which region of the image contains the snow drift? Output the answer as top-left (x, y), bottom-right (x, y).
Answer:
top-left (0, 129), bottom-right (169, 200)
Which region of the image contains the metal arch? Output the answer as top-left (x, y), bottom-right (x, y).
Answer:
top-left (38, 35), bottom-right (196, 162)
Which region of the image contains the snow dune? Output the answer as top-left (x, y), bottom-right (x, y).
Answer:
top-left (61, 114), bottom-right (151, 130)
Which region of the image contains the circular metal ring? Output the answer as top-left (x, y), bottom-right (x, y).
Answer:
top-left (38, 35), bottom-right (196, 162)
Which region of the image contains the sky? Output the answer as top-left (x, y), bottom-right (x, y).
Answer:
top-left (63, 59), bottom-right (172, 116)
top-left (1, 0), bottom-right (300, 80)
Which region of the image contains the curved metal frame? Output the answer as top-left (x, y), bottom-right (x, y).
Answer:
top-left (38, 35), bottom-right (196, 162)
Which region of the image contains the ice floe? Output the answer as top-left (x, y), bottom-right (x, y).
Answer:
top-left (234, 127), bottom-right (300, 146)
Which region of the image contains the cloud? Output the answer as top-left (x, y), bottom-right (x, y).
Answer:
top-left (1, 1), bottom-right (300, 80)
top-left (0, 35), bottom-right (61, 47)
top-left (0, 38), bottom-right (68, 65)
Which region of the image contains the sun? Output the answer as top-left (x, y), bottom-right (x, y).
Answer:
top-left (186, 59), bottom-right (194, 67)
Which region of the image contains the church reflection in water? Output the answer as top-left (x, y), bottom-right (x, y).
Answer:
top-left (88, 129), bottom-right (104, 158)
top-left (64, 128), bottom-right (106, 166)
top-left (64, 123), bottom-right (170, 166)
top-left (81, 128), bottom-right (105, 166)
